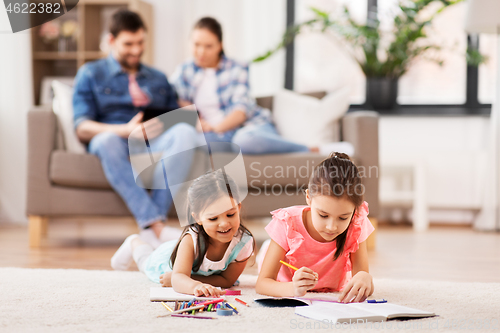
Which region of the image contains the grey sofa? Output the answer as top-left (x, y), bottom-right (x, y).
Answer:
top-left (26, 92), bottom-right (379, 248)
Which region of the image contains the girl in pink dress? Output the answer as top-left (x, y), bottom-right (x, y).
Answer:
top-left (256, 152), bottom-right (375, 303)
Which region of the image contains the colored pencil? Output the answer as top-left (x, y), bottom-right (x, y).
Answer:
top-left (158, 298), bottom-right (224, 318)
top-left (279, 260), bottom-right (298, 271)
top-left (161, 302), bottom-right (173, 312)
top-left (199, 298), bottom-right (224, 306)
top-left (157, 304), bottom-right (206, 318)
top-left (279, 260), bottom-right (318, 280)
top-left (225, 302), bottom-right (239, 315)
top-left (235, 298), bottom-right (249, 307)
top-left (171, 314), bottom-right (216, 319)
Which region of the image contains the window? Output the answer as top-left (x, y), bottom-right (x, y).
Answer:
top-left (294, 0), bottom-right (367, 104)
top-left (378, 1), bottom-right (468, 104)
top-left (287, 0), bottom-right (492, 113)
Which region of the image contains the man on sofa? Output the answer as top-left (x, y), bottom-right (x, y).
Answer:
top-left (72, 9), bottom-right (197, 247)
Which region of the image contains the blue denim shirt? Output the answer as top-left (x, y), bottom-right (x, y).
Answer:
top-left (73, 55), bottom-right (179, 128)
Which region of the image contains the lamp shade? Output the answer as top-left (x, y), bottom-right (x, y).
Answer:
top-left (465, 0), bottom-right (500, 34)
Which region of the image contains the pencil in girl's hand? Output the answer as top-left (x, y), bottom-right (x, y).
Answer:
top-left (279, 260), bottom-right (318, 281)
top-left (279, 260), bottom-right (298, 271)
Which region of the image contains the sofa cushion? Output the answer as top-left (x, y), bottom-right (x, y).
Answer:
top-left (50, 150), bottom-right (111, 189)
top-left (49, 150), bottom-right (333, 191)
top-left (52, 80), bottom-right (87, 154)
top-left (272, 88), bottom-right (350, 147)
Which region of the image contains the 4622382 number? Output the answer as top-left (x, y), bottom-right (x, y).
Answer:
top-left (6, 2), bottom-right (61, 14)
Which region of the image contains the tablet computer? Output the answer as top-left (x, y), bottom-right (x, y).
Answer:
top-left (141, 106), bottom-right (199, 131)
top-left (142, 106), bottom-right (173, 122)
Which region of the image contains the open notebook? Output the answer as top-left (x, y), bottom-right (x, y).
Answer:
top-left (150, 287), bottom-right (224, 302)
top-left (254, 294), bottom-right (340, 307)
top-left (295, 301), bottom-right (436, 323)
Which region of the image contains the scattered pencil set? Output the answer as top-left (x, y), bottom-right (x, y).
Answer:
top-left (155, 261), bottom-right (310, 320)
top-left (159, 297), bottom-right (243, 319)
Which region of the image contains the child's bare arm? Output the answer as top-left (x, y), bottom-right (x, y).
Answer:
top-left (170, 235), bottom-right (223, 297)
top-left (191, 258), bottom-right (249, 288)
top-left (256, 240), bottom-right (317, 297)
top-left (339, 240), bottom-right (373, 303)
top-left (351, 240), bottom-right (370, 276)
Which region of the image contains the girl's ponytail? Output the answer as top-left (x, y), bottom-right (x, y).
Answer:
top-left (331, 152), bottom-right (352, 161)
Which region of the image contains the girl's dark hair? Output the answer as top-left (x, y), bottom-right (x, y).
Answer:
top-left (193, 17), bottom-right (225, 57)
top-left (109, 10), bottom-right (147, 38)
top-left (308, 152), bottom-right (364, 261)
top-left (170, 170), bottom-right (255, 271)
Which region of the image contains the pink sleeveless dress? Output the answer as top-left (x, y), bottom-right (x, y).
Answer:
top-left (258, 201), bottom-right (374, 292)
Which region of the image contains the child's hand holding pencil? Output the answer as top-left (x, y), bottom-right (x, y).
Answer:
top-left (280, 260), bottom-right (319, 297)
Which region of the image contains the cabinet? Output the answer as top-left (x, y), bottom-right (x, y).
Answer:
top-left (31, 0), bottom-right (153, 104)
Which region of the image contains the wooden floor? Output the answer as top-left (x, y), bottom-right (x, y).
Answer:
top-left (1, 219), bottom-right (499, 283)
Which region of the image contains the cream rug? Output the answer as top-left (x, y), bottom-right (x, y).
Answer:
top-left (1, 268), bottom-right (499, 332)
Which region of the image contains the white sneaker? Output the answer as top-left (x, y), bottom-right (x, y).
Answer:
top-left (159, 225), bottom-right (183, 243)
top-left (139, 228), bottom-right (162, 249)
top-left (111, 234), bottom-right (139, 270)
top-left (319, 142), bottom-right (355, 157)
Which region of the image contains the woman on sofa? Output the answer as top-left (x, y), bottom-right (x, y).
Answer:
top-left (171, 17), bottom-right (353, 156)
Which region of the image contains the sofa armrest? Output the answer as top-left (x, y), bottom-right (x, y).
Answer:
top-left (26, 106), bottom-right (57, 215)
top-left (341, 111), bottom-right (379, 218)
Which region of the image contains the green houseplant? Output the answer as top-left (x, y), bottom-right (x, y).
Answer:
top-left (254, 0), bottom-right (486, 110)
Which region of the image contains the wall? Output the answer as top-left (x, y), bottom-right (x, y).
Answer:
top-left (379, 116), bottom-right (489, 224)
top-left (0, 23), bottom-right (32, 223)
top-left (147, 0), bottom-right (286, 97)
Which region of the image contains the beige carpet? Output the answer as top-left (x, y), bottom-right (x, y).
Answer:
top-left (1, 268), bottom-right (499, 332)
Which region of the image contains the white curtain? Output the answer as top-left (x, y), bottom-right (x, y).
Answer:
top-left (147, 0), bottom-right (287, 97)
top-left (474, 34), bottom-right (500, 231)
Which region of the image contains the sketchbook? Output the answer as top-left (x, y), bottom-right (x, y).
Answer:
top-left (254, 293), bottom-right (340, 307)
top-left (150, 287), bottom-right (224, 302)
top-left (295, 301), bottom-right (436, 323)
